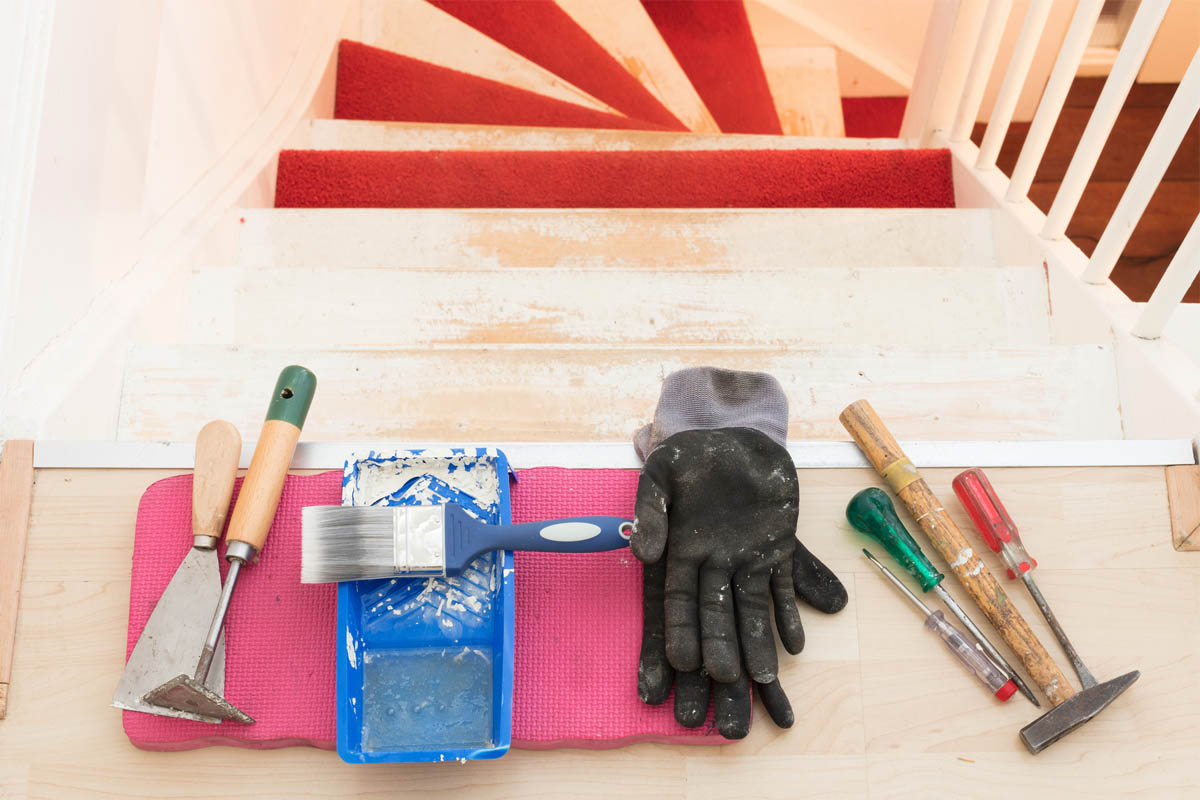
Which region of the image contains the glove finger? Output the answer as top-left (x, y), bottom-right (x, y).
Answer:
top-left (770, 567), bottom-right (806, 655)
top-left (664, 558), bottom-right (702, 672)
top-left (792, 540), bottom-right (849, 614)
top-left (713, 676), bottom-right (752, 740)
top-left (756, 677), bottom-right (795, 728)
top-left (631, 468), bottom-right (671, 564)
top-left (673, 669), bottom-right (711, 728)
top-left (698, 567), bottom-right (740, 683)
top-left (638, 560), bottom-right (673, 705)
top-left (733, 569), bottom-right (778, 683)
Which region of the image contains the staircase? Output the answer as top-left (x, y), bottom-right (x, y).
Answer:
top-left (113, 0), bottom-right (1132, 447)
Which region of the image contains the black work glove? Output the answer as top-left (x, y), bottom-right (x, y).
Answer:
top-left (639, 558), bottom-right (794, 738)
top-left (633, 427), bottom-right (847, 737)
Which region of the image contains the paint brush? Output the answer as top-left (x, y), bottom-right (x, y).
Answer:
top-left (301, 503), bottom-right (632, 583)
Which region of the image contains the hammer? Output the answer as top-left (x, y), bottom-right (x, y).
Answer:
top-left (840, 400), bottom-right (1139, 754)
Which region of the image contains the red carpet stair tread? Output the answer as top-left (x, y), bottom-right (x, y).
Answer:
top-left (274, 149), bottom-right (955, 208)
top-left (335, 40), bottom-right (669, 131)
top-left (640, 0), bottom-right (781, 135)
top-left (427, 0), bottom-right (686, 131)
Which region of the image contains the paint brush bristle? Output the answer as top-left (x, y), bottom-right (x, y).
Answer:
top-left (301, 506), bottom-right (403, 583)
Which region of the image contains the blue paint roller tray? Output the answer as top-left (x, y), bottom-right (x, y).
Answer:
top-left (336, 448), bottom-right (515, 763)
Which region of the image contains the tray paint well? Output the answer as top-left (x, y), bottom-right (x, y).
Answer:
top-left (336, 449), bottom-right (514, 763)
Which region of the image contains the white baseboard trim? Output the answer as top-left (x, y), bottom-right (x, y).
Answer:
top-left (27, 439), bottom-right (1197, 470)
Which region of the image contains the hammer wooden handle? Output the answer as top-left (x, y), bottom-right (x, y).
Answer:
top-left (840, 400), bottom-right (1076, 707)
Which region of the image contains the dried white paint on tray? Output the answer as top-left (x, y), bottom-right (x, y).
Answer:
top-left (343, 449), bottom-right (504, 638)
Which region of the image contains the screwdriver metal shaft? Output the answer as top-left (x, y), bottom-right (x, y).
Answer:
top-left (847, 487), bottom-right (1040, 707)
top-left (931, 584), bottom-right (1039, 702)
top-left (863, 549), bottom-right (1017, 701)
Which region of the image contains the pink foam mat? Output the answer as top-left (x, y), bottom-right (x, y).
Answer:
top-left (124, 468), bottom-right (723, 751)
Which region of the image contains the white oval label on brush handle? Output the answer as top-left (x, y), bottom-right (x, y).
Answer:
top-left (538, 522), bottom-right (602, 542)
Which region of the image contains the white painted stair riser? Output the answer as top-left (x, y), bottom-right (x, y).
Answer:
top-left (236, 208), bottom-right (1010, 270)
top-left (119, 344), bottom-right (1123, 443)
top-left (188, 265), bottom-right (1052, 348)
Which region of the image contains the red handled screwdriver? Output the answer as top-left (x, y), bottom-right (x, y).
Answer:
top-left (952, 468), bottom-right (1096, 688)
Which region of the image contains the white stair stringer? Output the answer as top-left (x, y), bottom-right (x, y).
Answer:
top-left (118, 344), bottom-right (1123, 443)
top-left (192, 265), bottom-right (1052, 349)
top-left (237, 208), bottom-right (1012, 270)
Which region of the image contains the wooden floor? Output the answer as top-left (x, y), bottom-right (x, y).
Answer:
top-left (2, 464), bottom-right (1197, 798)
top-left (972, 77), bottom-right (1200, 303)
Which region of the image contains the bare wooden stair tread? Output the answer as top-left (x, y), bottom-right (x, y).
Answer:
top-left (306, 119), bottom-right (902, 151)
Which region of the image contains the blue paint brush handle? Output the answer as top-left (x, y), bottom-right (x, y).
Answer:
top-left (444, 503), bottom-right (631, 569)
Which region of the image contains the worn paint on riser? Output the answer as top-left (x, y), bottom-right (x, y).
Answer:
top-left (119, 345), bottom-right (1122, 442)
top-left (193, 266), bottom-right (1052, 348)
top-left (237, 208), bottom-right (1004, 270)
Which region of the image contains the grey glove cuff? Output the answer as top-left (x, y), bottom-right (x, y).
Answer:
top-left (633, 367), bottom-right (789, 460)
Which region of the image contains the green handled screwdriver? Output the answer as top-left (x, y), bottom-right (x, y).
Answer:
top-left (847, 487), bottom-right (1040, 707)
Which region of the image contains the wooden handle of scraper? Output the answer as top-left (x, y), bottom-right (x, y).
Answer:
top-left (224, 366), bottom-right (316, 555)
top-left (193, 421), bottom-right (241, 541)
top-left (839, 400), bottom-right (1076, 707)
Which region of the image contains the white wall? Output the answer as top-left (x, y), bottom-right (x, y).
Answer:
top-left (3, 0), bottom-right (350, 438)
top-left (1139, 0), bottom-right (1200, 83)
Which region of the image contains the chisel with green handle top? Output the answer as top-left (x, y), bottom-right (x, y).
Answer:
top-left (846, 487), bottom-right (1040, 707)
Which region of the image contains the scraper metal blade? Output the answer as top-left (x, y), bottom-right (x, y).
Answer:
top-left (112, 546), bottom-right (227, 722)
top-left (112, 420), bottom-right (241, 723)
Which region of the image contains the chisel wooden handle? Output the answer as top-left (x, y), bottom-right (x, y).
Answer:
top-left (839, 400), bottom-right (1076, 707)
top-left (193, 421), bottom-right (241, 544)
top-left (224, 366), bottom-right (316, 555)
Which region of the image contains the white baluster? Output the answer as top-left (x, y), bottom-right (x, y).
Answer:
top-left (900, 0), bottom-right (963, 143)
top-left (1006, 0), bottom-right (1105, 201)
top-left (1132, 216), bottom-right (1200, 340)
top-left (1041, 0), bottom-right (1172, 240)
top-left (1084, 49), bottom-right (1200, 285)
top-left (975, 0), bottom-right (1053, 169)
top-left (951, 0), bottom-right (1013, 142)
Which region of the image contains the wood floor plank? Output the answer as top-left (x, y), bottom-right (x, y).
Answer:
top-left (1167, 465), bottom-right (1200, 550)
top-left (117, 344), bottom-right (1123, 443)
top-left (972, 107), bottom-right (1199, 184)
top-left (1028, 180), bottom-right (1200, 303)
top-left (211, 266), bottom-right (1050, 349)
top-left (0, 440), bottom-right (33, 718)
top-left (237, 208), bottom-right (1004, 270)
top-left (2, 466), bottom-right (1189, 797)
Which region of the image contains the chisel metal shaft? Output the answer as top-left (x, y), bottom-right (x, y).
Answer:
top-left (954, 467), bottom-right (1098, 687)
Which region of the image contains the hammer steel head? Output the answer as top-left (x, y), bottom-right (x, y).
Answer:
top-left (1020, 670), bottom-right (1139, 754)
top-left (143, 674), bottom-right (254, 724)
